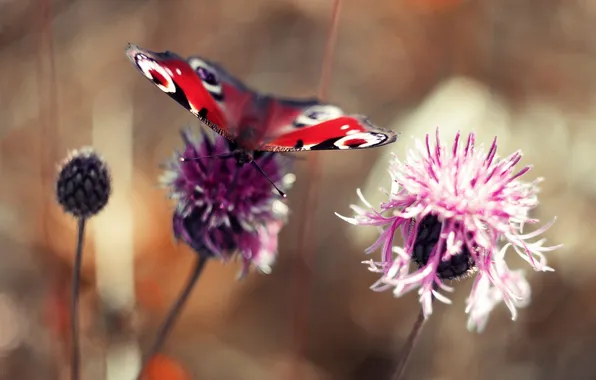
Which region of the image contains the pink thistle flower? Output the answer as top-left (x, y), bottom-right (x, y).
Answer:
top-left (337, 129), bottom-right (560, 331)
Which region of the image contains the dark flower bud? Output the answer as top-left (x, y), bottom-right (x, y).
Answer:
top-left (55, 147), bottom-right (111, 218)
top-left (411, 215), bottom-right (476, 280)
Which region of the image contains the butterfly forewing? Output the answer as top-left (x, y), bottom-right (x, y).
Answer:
top-left (125, 44), bottom-right (233, 140)
top-left (187, 56), bottom-right (257, 138)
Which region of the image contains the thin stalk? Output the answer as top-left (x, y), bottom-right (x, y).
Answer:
top-left (391, 307), bottom-right (427, 380)
top-left (289, 0), bottom-right (342, 379)
top-left (71, 217), bottom-right (86, 380)
top-left (38, 0), bottom-right (59, 246)
top-left (316, 0), bottom-right (342, 101)
top-left (137, 255), bottom-right (208, 379)
top-left (487, 0), bottom-right (505, 96)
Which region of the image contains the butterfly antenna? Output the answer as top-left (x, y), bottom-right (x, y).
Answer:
top-left (179, 152), bottom-right (234, 162)
top-left (250, 161), bottom-right (286, 198)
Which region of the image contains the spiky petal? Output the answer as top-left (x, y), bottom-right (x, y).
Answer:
top-left (161, 128), bottom-right (293, 276)
top-left (338, 129), bottom-right (560, 331)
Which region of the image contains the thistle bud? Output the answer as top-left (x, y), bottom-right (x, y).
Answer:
top-left (55, 147), bottom-right (111, 218)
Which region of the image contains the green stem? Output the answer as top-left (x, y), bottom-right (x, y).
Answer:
top-left (391, 307), bottom-right (427, 380)
top-left (71, 217), bottom-right (86, 380)
top-left (137, 255), bottom-right (208, 379)
top-left (289, 2), bottom-right (342, 379)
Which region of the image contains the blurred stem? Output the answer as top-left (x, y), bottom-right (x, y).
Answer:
top-left (391, 307), bottom-right (427, 380)
top-left (488, 0), bottom-right (505, 95)
top-left (137, 255), bottom-right (208, 379)
top-left (38, 0), bottom-right (59, 246)
top-left (289, 0), bottom-right (342, 379)
top-left (317, 0), bottom-right (342, 100)
top-left (71, 217), bottom-right (86, 380)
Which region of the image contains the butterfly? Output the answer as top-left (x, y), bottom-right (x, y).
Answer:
top-left (125, 44), bottom-right (398, 194)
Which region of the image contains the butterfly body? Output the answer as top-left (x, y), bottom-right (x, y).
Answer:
top-left (126, 44), bottom-right (398, 166)
top-left (234, 97), bottom-right (270, 150)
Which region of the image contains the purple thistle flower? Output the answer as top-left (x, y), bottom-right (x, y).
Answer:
top-left (160, 128), bottom-right (293, 277)
top-left (337, 129), bottom-right (561, 332)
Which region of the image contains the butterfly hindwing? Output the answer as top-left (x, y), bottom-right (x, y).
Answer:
top-left (259, 100), bottom-right (397, 152)
top-left (261, 115), bottom-right (397, 152)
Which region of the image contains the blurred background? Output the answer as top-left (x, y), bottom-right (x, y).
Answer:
top-left (0, 0), bottom-right (594, 379)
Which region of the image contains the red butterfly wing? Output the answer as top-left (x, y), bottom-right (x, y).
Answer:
top-left (187, 56), bottom-right (255, 134)
top-left (225, 95), bottom-right (305, 151)
top-left (260, 101), bottom-right (398, 152)
top-left (127, 44), bottom-right (398, 152)
top-left (262, 97), bottom-right (321, 137)
top-left (126, 44), bottom-right (234, 140)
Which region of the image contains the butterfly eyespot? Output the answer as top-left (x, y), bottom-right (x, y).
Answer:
top-left (332, 132), bottom-right (388, 149)
top-left (134, 55), bottom-right (176, 94)
top-left (150, 71), bottom-right (167, 86)
top-left (188, 57), bottom-right (223, 99)
top-left (294, 105), bottom-right (343, 127)
top-left (197, 67), bottom-right (218, 86)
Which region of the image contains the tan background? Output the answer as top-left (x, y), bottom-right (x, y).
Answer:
top-left (0, 0), bottom-right (594, 379)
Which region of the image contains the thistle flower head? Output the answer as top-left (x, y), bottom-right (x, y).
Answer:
top-left (161, 129), bottom-right (293, 276)
top-left (55, 147), bottom-right (111, 219)
top-left (338, 129), bottom-right (560, 332)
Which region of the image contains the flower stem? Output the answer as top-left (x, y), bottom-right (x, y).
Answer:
top-left (38, 0), bottom-right (59, 247)
top-left (289, 0), bottom-right (342, 378)
top-left (137, 255), bottom-right (208, 379)
top-left (316, 0), bottom-right (342, 100)
top-left (391, 307), bottom-right (426, 380)
top-left (71, 217), bottom-right (86, 380)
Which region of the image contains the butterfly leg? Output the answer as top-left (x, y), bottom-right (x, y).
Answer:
top-left (180, 152), bottom-right (234, 162)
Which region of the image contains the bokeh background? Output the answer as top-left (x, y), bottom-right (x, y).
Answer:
top-left (0, 0), bottom-right (593, 379)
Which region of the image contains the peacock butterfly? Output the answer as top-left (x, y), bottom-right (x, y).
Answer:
top-left (125, 44), bottom-right (398, 194)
